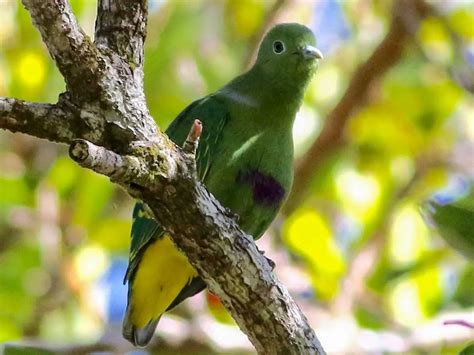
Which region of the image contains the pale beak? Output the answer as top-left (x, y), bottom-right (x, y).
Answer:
top-left (302, 45), bottom-right (324, 60)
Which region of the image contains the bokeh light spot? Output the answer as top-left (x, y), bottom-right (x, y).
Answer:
top-left (283, 209), bottom-right (345, 299)
top-left (335, 168), bottom-right (381, 219)
top-left (74, 245), bottom-right (108, 282)
top-left (311, 65), bottom-right (341, 103)
top-left (16, 51), bottom-right (46, 90)
top-left (389, 279), bottom-right (423, 326)
top-left (389, 204), bottom-right (429, 266)
top-left (293, 106), bottom-right (321, 156)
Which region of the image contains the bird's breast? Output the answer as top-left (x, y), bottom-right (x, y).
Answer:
top-left (204, 128), bottom-right (293, 238)
top-left (226, 131), bottom-right (292, 207)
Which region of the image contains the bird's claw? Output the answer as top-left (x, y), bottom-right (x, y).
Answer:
top-left (224, 208), bottom-right (240, 222)
top-left (265, 256), bottom-right (276, 270)
top-left (258, 248), bottom-right (276, 270)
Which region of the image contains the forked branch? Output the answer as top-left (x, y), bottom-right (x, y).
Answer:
top-left (1, 1), bottom-right (325, 354)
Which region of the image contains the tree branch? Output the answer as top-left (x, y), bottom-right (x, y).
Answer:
top-left (95, 0), bottom-right (148, 71)
top-left (285, 0), bottom-right (430, 213)
top-left (0, 97), bottom-right (76, 143)
top-left (0, 95), bottom-right (149, 149)
top-left (69, 140), bottom-right (148, 184)
top-left (67, 127), bottom-right (325, 354)
top-left (21, 0), bottom-right (102, 101)
top-left (22, 0), bottom-right (156, 141)
top-left (1, 1), bottom-right (326, 353)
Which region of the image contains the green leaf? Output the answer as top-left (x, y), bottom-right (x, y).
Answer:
top-left (0, 177), bottom-right (31, 208)
top-left (453, 265), bottom-right (474, 307)
top-left (283, 209), bottom-right (345, 300)
top-left (354, 306), bottom-right (385, 330)
top-left (45, 157), bottom-right (80, 198)
top-left (449, 9), bottom-right (474, 39)
top-left (425, 190), bottom-right (474, 261)
top-left (89, 218), bottom-right (131, 252)
top-left (459, 342), bottom-right (474, 355)
top-left (71, 170), bottom-right (114, 228)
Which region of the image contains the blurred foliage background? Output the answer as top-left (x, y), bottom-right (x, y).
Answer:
top-left (0, 0), bottom-right (473, 354)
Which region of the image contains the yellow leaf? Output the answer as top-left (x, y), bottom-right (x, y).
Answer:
top-left (283, 209), bottom-right (345, 300)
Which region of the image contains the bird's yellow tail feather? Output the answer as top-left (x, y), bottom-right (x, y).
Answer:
top-left (129, 235), bottom-right (198, 328)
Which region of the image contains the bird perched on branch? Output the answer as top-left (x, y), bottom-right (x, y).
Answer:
top-left (123, 23), bottom-right (323, 346)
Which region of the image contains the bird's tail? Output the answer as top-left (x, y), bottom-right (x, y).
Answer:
top-left (122, 306), bottom-right (160, 347)
top-left (121, 235), bottom-right (199, 347)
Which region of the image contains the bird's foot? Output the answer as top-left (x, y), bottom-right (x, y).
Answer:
top-left (265, 256), bottom-right (276, 270)
top-left (258, 248), bottom-right (276, 270)
top-left (224, 207), bottom-right (240, 222)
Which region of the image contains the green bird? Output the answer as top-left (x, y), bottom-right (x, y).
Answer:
top-left (122, 23), bottom-right (323, 346)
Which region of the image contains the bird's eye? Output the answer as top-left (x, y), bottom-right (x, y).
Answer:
top-left (273, 40), bottom-right (285, 54)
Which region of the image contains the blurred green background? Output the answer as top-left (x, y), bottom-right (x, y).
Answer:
top-left (0, 0), bottom-right (473, 354)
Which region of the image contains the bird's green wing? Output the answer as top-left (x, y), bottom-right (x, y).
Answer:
top-left (122, 202), bottom-right (161, 284)
top-left (166, 95), bottom-right (228, 179)
top-left (124, 95), bottom-right (229, 284)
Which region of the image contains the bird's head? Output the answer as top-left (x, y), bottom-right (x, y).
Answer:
top-left (255, 23), bottom-right (322, 86)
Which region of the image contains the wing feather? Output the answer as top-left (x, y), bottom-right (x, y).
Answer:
top-left (124, 95), bottom-right (229, 285)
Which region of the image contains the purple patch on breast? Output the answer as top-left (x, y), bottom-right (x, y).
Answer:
top-left (237, 169), bottom-right (286, 206)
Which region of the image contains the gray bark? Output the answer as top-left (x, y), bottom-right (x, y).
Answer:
top-left (1, 1), bottom-right (325, 354)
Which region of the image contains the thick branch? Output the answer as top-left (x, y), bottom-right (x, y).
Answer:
top-left (0, 96), bottom-right (145, 149)
top-left (22, 0), bottom-right (156, 142)
top-left (70, 140), bottom-right (145, 182)
top-left (0, 97), bottom-right (76, 143)
top-left (21, 0), bottom-right (102, 101)
top-left (285, 0), bottom-right (430, 213)
top-left (0, 98), bottom-right (325, 352)
top-left (95, 0), bottom-right (148, 70)
top-left (69, 138), bottom-right (179, 193)
top-left (3, 1), bottom-right (327, 353)
top-left (150, 182), bottom-right (325, 354)
top-left (70, 137), bottom-right (325, 354)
